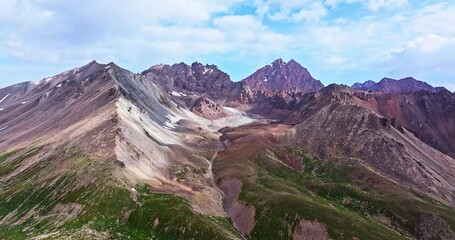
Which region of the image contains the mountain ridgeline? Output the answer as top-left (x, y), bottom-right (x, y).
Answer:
top-left (352, 77), bottom-right (448, 93)
top-left (0, 59), bottom-right (454, 239)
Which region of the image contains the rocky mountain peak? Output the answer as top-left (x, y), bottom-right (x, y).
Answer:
top-left (242, 58), bottom-right (324, 92)
top-left (271, 58), bottom-right (286, 67)
top-left (141, 62), bottom-right (233, 99)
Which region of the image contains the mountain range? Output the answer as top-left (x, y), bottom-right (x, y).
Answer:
top-left (0, 59), bottom-right (454, 239)
top-left (352, 77), bottom-right (448, 93)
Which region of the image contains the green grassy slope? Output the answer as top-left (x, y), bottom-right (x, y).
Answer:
top-left (2, 144), bottom-right (455, 239)
top-left (218, 147), bottom-right (455, 239)
top-left (0, 147), bottom-right (237, 240)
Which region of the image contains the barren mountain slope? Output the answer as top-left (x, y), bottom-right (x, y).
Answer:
top-left (0, 61), bottom-right (251, 239)
top-left (214, 122), bottom-right (455, 239)
top-left (294, 102), bottom-right (455, 206)
top-left (288, 85), bottom-right (455, 158)
top-left (355, 90), bottom-right (455, 158)
top-left (286, 86), bottom-right (455, 205)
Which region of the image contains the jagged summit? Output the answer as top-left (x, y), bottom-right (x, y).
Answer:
top-left (242, 58), bottom-right (324, 92)
top-left (142, 61), bottom-right (233, 99)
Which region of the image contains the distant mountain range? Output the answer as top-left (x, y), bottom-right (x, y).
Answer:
top-left (0, 59), bottom-right (454, 239)
top-left (352, 77), bottom-right (448, 93)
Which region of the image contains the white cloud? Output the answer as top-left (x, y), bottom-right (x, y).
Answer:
top-left (325, 55), bottom-right (350, 65)
top-left (0, 0), bottom-right (54, 25)
top-left (214, 15), bottom-right (293, 55)
top-left (324, 0), bottom-right (361, 8)
top-left (406, 34), bottom-right (452, 53)
top-left (0, 0), bottom-right (249, 63)
top-left (382, 35), bottom-right (455, 76)
top-left (292, 2), bottom-right (328, 22)
top-left (253, 0), bottom-right (329, 22)
top-left (366, 0), bottom-right (408, 11)
top-left (409, 2), bottom-right (455, 36)
top-left (324, 0), bottom-right (408, 11)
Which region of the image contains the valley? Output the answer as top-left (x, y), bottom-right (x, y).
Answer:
top-left (0, 59), bottom-right (454, 239)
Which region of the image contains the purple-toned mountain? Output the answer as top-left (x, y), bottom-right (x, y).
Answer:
top-left (142, 62), bottom-right (233, 99)
top-left (352, 77), bottom-right (448, 93)
top-left (241, 58), bottom-right (324, 92)
top-left (351, 80), bottom-right (376, 90)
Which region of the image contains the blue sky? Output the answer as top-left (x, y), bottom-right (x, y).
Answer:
top-left (0, 0), bottom-right (454, 91)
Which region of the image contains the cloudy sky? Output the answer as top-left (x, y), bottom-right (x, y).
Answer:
top-left (0, 0), bottom-right (454, 90)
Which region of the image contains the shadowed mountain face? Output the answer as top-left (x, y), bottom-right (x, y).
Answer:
top-left (352, 77), bottom-right (448, 93)
top-left (1, 60), bottom-right (455, 239)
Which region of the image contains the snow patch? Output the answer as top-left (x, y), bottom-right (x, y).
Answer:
top-left (70, 68), bottom-right (80, 75)
top-left (0, 126), bottom-right (8, 131)
top-left (203, 68), bottom-right (213, 74)
top-left (44, 77), bottom-right (54, 82)
top-left (206, 107), bottom-right (255, 130)
top-left (263, 77), bottom-right (268, 82)
top-left (56, 83), bottom-right (62, 88)
top-left (171, 91), bottom-right (186, 97)
top-left (211, 115), bottom-right (254, 129)
top-left (21, 101), bottom-right (28, 105)
top-left (0, 108), bottom-right (3, 111)
top-left (0, 94), bottom-right (10, 104)
top-left (164, 114), bottom-right (182, 129)
top-left (223, 107), bottom-right (243, 115)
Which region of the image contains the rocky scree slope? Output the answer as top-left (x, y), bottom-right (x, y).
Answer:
top-left (0, 61), bottom-right (248, 239)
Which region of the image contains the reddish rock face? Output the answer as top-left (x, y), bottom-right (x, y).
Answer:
top-left (369, 90), bottom-right (455, 158)
top-left (242, 58), bottom-right (324, 92)
top-left (287, 85), bottom-right (455, 159)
